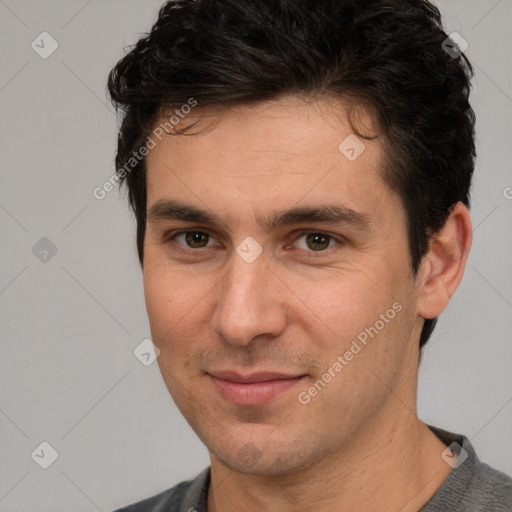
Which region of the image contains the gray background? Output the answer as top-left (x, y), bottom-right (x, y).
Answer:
top-left (0, 1), bottom-right (511, 510)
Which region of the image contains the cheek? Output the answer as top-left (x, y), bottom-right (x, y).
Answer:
top-left (292, 264), bottom-right (414, 401)
top-left (302, 299), bottom-right (414, 417)
top-left (143, 261), bottom-right (214, 408)
top-left (143, 264), bottom-right (173, 334)
top-left (143, 259), bottom-right (213, 348)
top-left (287, 264), bottom-right (403, 338)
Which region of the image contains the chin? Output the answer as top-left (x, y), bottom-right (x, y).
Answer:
top-left (210, 437), bottom-right (323, 477)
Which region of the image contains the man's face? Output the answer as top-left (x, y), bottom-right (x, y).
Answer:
top-left (143, 96), bottom-right (424, 476)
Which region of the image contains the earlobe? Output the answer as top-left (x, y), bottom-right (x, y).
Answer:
top-left (416, 202), bottom-right (473, 320)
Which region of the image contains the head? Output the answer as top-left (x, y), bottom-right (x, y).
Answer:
top-left (108, 0), bottom-right (475, 475)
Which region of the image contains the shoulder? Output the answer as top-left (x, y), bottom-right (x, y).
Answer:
top-left (112, 467), bottom-right (210, 512)
top-left (466, 460), bottom-right (512, 511)
top-left (423, 426), bottom-right (512, 512)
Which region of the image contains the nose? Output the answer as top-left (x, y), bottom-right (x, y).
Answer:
top-left (210, 246), bottom-right (287, 347)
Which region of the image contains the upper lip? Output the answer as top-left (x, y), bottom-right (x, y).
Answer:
top-left (208, 370), bottom-right (305, 383)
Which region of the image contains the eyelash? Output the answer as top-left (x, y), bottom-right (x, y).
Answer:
top-left (164, 229), bottom-right (345, 258)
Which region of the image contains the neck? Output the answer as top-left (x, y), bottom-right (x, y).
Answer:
top-left (207, 403), bottom-right (451, 512)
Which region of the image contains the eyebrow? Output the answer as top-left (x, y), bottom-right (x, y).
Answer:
top-left (147, 199), bottom-right (373, 232)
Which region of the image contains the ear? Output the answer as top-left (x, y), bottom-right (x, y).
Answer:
top-left (416, 202), bottom-right (473, 320)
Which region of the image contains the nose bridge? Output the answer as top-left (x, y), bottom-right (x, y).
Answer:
top-left (210, 247), bottom-right (284, 346)
top-left (221, 248), bottom-right (268, 318)
top-left (225, 254), bottom-right (262, 304)
top-left (223, 233), bottom-right (268, 298)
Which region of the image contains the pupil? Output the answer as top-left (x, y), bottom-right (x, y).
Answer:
top-left (307, 233), bottom-right (329, 251)
top-left (186, 232), bottom-right (208, 248)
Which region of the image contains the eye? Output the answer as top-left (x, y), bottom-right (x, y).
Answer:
top-left (169, 230), bottom-right (219, 250)
top-left (291, 230), bottom-right (344, 253)
top-left (165, 229), bottom-right (344, 256)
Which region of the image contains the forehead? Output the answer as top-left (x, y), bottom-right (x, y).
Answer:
top-left (149, 95), bottom-right (379, 165)
top-left (144, 95), bottom-right (397, 227)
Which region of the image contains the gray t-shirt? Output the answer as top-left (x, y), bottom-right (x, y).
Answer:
top-left (114, 426), bottom-right (512, 511)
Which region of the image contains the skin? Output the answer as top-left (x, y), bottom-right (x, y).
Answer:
top-left (143, 95), bottom-right (472, 511)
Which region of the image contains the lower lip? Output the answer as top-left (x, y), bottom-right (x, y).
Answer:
top-left (209, 375), bottom-right (306, 406)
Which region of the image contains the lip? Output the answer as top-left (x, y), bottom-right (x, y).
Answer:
top-left (208, 371), bottom-right (307, 406)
